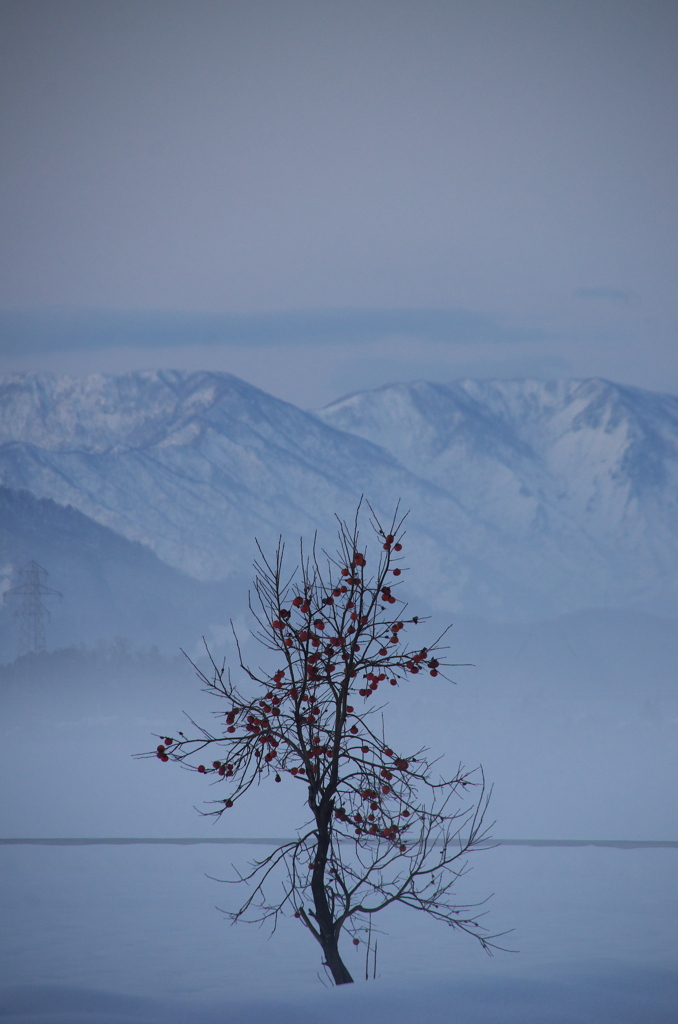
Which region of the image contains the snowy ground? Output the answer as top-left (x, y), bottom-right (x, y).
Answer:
top-left (1, 629), bottom-right (677, 1021)
top-left (1, 841), bottom-right (676, 1023)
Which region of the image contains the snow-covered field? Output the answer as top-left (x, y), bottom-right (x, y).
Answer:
top-left (1, 841), bottom-right (676, 1023)
top-left (2, 640), bottom-right (677, 1022)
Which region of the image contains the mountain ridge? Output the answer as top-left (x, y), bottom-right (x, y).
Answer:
top-left (1, 370), bottom-right (677, 622)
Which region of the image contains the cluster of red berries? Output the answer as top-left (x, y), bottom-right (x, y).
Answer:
top-left (404, 649), bottom-right (434, 674)
top-left (358, 670), bottom-right (386, 696)
top-left (156, 739), bottom-right (173, 762)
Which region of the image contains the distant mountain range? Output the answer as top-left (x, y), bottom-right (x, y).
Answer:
top-left (1, 371), bottom-right (676, 656)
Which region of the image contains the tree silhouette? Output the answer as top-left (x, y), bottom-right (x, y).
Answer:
top-left (150, 504), bottom-right (500, 984)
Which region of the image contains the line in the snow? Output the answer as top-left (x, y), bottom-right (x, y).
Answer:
top-left (1, 838), bottom-right (676, 848)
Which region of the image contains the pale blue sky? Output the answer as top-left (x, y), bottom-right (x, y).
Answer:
top-left (1, 0), bottom-right (676, 406)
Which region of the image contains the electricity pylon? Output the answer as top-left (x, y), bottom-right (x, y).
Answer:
top-left (4, 561), bottom-right (63, 658)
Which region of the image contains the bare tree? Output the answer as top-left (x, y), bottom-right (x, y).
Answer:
top-left (148, 504), bottom-right (501, 985)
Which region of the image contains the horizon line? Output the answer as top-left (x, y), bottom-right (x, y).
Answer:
top-left (2, 838), bottom-right (676, 849)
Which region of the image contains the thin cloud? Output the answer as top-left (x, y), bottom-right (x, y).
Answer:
top-left (0, 307), bottom-right (549, 356)
top-left (573, 288), bottom-right (638, 305)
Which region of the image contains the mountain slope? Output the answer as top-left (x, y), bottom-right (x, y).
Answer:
top-left (0, 486), bottom-right (247, 661)
top-left (1, 371), bottom-right (677, 620)
top-left (0, 371), bottom-right (511, 615)
top-left (316, 377), bottom-right (678, 612)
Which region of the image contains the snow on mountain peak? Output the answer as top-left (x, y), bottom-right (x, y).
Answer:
top-left (1, 371), bottom-right (677, 619)
top-left (0, 370), bottom-right (271, 453)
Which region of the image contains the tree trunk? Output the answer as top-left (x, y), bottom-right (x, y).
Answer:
top-left (310, 803), bottom-right (354, 984)
top-left (322, 939), bottom-right (354, 985)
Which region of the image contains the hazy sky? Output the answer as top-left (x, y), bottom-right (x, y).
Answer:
top-left (1, 0), bottom-right (676, 406)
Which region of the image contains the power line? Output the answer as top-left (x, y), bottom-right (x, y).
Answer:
top-left (4, 561), bottom-right (63, 658)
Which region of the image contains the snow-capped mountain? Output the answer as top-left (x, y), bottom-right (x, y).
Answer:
top-left (317, 378), bottom-right (678, 613)
top-left (0, 371), bottom-right (498, 613)
top-left (1, 371), bottom-right (677, 623)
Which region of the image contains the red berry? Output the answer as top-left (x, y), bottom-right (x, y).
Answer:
top-left (353, 938), bottom-right (360, 946)
top-left (394, 543), bottom-right (402, 551)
